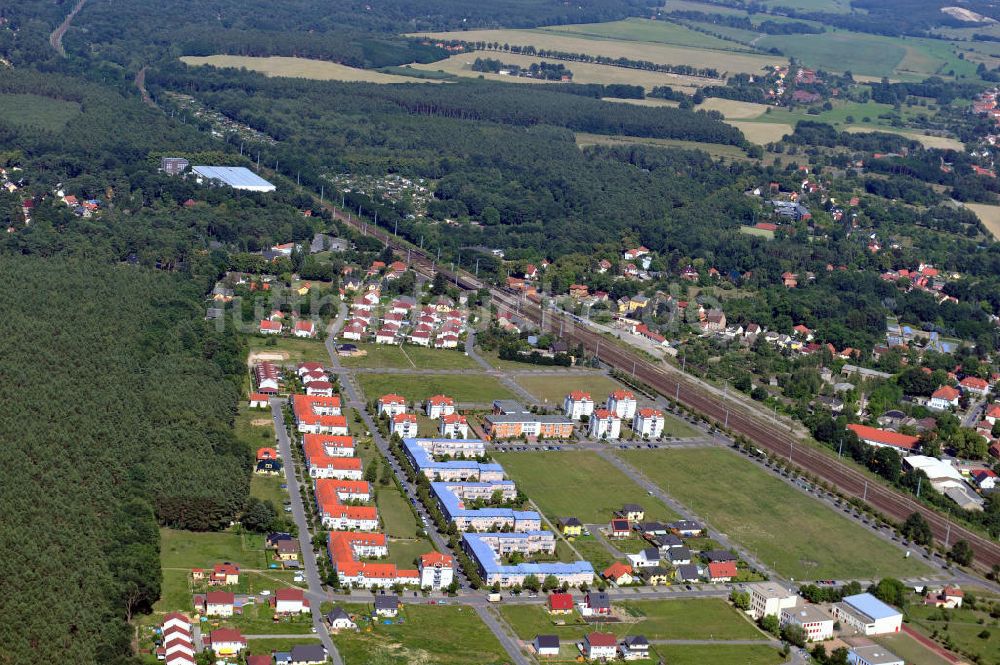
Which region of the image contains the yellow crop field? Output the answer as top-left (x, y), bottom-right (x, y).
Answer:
top-left (180, 55), bottom-right (438, 83)
top-left (844, 126), bottom-right (963, 150)
top-left (964, 202), bottom-right (1000, 240)
top-left (697, 98), bottom-right (769, 119)
top-left (411, 50), bottom-right (711, 91)
top-left (601, 97), bottom-right (683, 107)
top-left (412, 29), bottom-right (781, 75)
top-left (728, 121), bottom-right (792, 144)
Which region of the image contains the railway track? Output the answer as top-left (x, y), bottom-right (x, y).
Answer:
top-left (316, 197), bottom-right (1000, 572)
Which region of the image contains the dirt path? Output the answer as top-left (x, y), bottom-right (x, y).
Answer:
top-left (49, 0), bottom-right (87, 57)
top-left (134, 66), bottom-right (157, 108)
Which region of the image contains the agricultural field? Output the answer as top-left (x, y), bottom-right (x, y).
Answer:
top-left (412, 28), bottom-right (782, 76)
top-left (180, 55), bottom-right (437, 83)
top-left (575, 132), bottom-right (756, 161)
top-left (541, 18), bottom-right (756, 51)
top-left (844, 126), bottom-right (964, 150)
top-left (697, 98), bottom-right (769, 119)
top-left (411, 49), bottom-right (709, 91)
top-left (728, 121), bottom-right (793, 145)
top-left (963, 202), bottom-right (1000, 240)
top-left (0, 93), bottom-right (81, 131)
top-left (757, 30), bottom-right (979, 80)
top-left (355, 372), bottom-right (516, 403)
top-left (331, 603), bottom-right (509, 665)
top-left (511, 371), bottom-right (625, 405)
top-left (494, 450), bottom-right (678, 524)
top-left (602, 96), bottom-right (683, 107)
top-left (160, 527), bottom-right (269, 570)
top-left (618, 448), bottom-right (932, 580)
top-left (339, 343), bottom-right (479, 370)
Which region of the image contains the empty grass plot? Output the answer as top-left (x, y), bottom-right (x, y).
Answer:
top-left (618, 448), bottom-right (931, 580)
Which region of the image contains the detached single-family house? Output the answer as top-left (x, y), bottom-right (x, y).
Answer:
top-left (206, 628), bottom-right (246, 657)
top-left (603, 562), bottom-right (634, 585)
top-left (627, 548), bottom-right (661, 569)
top-left (971, 469), bottom-right (997, 490)
top-left (274, 588), bottom-right (309, 615)
top-left (534, 634), bottom-right (560, 657)
top-left (960, 376), bottom-right (990, 397)
top-left (924, 586), bottom-right (964, 609)
top-left (619, 504), bottom-right (644, 522)
top-left (289, 644), bottom-right (328, 665)
top-left (675, 564), bottom-right (702, 582)
top-left (374, 595), bottom-right (399, 617)
top-left (583, 632), bottom-right (618, 661)
top-left (583, 592), bottom-right (612, 616)
top-left (294, 320), bottom-right (317, 338)
top-left (707, 561), bottom-right (737, 582)
top-left (619, 635), bottom-right (650, 661)
top-left (326, 606), bottom-right (357, 631)
top-left (609, 519), bottom-right (631, 539)
top-left (560, 517), bottom-right (583, 537)
top-left (202, 591), bottom-right (235, 617)
top-left (548, 592), bottom-right (575, 614)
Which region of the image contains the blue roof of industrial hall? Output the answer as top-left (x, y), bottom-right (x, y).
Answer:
top-left (192, 165), bottom-right (275, 189)
top-left (843, 593), bottom-right (900, 621)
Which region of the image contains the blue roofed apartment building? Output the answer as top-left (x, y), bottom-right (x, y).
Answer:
top-left (404, 438), bottom-right (594, 588)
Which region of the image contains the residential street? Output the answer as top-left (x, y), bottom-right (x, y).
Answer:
top-left (271, 399), bottom-right (344, 665)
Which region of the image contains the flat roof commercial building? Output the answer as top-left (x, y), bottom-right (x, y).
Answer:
top-left (833, 593), bottom-right (902, 636)
top-left (191, 166), bottom-right (276, 192)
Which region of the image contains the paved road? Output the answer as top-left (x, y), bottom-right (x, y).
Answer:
top-left (271, 400), bottom-right (344, 665)
top-left (475, 605), bottom-right (532, 665)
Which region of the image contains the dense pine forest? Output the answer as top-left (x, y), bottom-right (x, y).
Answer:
top-left (0, 257), bottom-right (246, 664)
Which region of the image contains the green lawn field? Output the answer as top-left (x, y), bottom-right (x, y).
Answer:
top-left (356, 372), bottom-right (516, 403)
top-left (378, 485), bottom-right (420, 539)
top-left (655, 644), bottom-right (784, 665)
top-left (245, 637), bottom-right (324, 655)
top-left (340, 343), bottom-right (480, 370)
top-left (226, 600), bottom-right (314, 635)
top-left (332, 604), bottom-right (509, 665)
top-left (494, 450), bottom-right (677, 524)
top-left (0, 93), bottom-right (81, 131)
top-left (501, 598), bottom-right (763, 641)
top-left (250, 474), bottom-right (288, 508)
top-left (543, 18), bottom-right (754, 51)
top-left (872, 633), bottom-right (953, 665)
top-left (235, 404), bottom-right (274, 449)
top-left (160, 528), bottom-right (268, 570)
top-left (512, 372), bottom-right (628, 406)
top-left (618, 449), bottom-right (931, 580)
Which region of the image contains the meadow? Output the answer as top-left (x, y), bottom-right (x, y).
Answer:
top-left (0, 93), bottom-right (81, 131)
top-left (511, 371), bottom-right (626, 405)
top-left (962, 202), bottom-right (1000, 240)
top-left (331, 603), bottom-right (509, 665)
top-left (500, 598), bottom-right (763, 641)
top-left (160, 527), bottom-right (269, 569)
top-left (618, 448), bottom-right (932, 580)
top-left (412, 50), bottom-right (708, 91)
top-left (494, 450), bottom-right (678, 524)
top-left (542, 18), bottom-right (756, 51)
top-left (339, 343), bottom-right (480, 370)
top-left (181, 55), bottom-right (438, 83)
top-left (355, 372), bottom-right (516, 402)
top-left (412, 28), bottom-right (782, 76)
